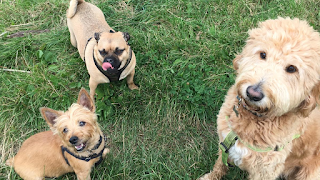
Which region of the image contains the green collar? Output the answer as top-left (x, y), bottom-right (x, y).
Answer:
top-left (220, 116), bottom-right (300, 167)
top-left (219, 128), bottom-right (238, 167)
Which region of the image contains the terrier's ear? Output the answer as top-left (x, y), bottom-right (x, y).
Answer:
top-left (232, 54), bottom-right (242, 70)
top-left (77, 88), bottom-right (95, 112)
top-left (40, 107), bottom-right (61, 128)
top-left (122, 32), bottom-right (130, 42)
top-left (94, 32), bottom-right (100, 42)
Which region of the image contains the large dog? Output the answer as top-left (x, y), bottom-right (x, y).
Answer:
top-left (67, 0), bottom-right (138, 100)
top-left (200, 17), bottom-right (320, 180)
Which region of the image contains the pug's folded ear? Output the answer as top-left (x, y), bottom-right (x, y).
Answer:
top-left (122, 32), bottom-right (130, 42)
top-left (94, 32), bottom-right (100, 42)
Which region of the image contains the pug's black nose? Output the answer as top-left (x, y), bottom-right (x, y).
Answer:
top-left (246, 85), bottom-right (264, 101)
top-left (106, 58), bottom-right (114, 64)
top-left (69, 136), bottom-right (79, 145)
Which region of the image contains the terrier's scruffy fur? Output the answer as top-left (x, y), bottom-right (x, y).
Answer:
top-left (6, 88), bottom-right (109, 180)
top-left (199, 17), bottom-right (320, 180)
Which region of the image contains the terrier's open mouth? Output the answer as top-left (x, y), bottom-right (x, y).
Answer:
top-left (75, 143), bottom-right (86, 151)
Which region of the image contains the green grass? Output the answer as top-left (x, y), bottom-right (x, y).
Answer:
top-left (1, 0), bottom-right (320, 179)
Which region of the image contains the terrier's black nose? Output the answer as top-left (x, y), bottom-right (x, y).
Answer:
top-left (246, 85), bottom-right (264, 101)
top-left (69, 136), bottom-right (79, 145)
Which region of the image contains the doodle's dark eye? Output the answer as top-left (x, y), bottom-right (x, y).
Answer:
top-left (79, 121), bottom-right (86, 127)
top-left (114, 48), bottom-right (125, 55)
top-left (99, 49), bottom-right (107, 56)
top-left (63, 128), bottom-right (68, 133)
top-left (260, 52), bottom-right (266, 59)
top-left (286, 65), bottom-right (297, 73)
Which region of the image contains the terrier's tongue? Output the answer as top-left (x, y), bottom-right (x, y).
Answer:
top-left (102, 62), bottom-right (113, 70)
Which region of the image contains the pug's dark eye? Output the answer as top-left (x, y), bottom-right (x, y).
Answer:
top-left (79, 121), bottom-right (86, 127)
top-left (99, 49), bottom-right (107, 56)
top-left (63, 128), bottom-right (68, 133)
top-left (114, 48), bottom-right (124, 55)
top-left (260, 52), bottom-right (266, 59)
top-left (286, 65), bottom-right (297, 73)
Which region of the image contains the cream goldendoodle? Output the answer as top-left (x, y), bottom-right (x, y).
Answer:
top-left (200, 17), bottom-right (320, 180)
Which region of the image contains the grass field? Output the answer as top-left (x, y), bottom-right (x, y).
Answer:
top-left (1, 0), bottom-right (320, 179)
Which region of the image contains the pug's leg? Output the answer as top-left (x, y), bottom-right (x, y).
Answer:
top-left (126, 69), bottom-right (139, 90)
top-left (89, 78), bottom-right (98, 102)
top-left (67, 20), bottom-right (77, 48)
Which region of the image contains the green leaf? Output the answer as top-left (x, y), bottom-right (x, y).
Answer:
top-left (36, 50), bottom-right (44, 59)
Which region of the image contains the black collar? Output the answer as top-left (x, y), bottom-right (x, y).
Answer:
top-left (61, 135), bottom-right (105, 166)
top-left (83, 37), bottom-right (93, 62)
top-left (93, 47), bottom-right (132, 82)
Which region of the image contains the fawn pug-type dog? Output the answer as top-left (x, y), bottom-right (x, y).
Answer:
top-left (6, 88), bottom-right (109, 180)
top-left (67, 0), bottom-right (139, 100)
top-left (199, 17), bottom-right (320, 180)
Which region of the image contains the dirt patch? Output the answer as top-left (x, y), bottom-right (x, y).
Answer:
top-left (7, 29), bottom-right (50, 38)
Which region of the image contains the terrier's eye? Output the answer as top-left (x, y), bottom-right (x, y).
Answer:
top-left (114, 48), bottom-right (124, 55)
top-left (99, 49), bottom-right (107, 56)
top-left (79, 121), bottom-right (86, 127)
top-left (260, 52), bottom-right (266, 59)
top-left (63, 128), bottom-right (68, 133)
top-left (286, 65), bottom-right (297, 73)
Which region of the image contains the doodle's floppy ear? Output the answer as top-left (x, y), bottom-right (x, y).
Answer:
top-left (232, 54), bottom-right (242, 70)
top-left (298, 82), bottom-right (320, 117)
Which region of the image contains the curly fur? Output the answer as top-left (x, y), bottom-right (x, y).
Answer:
top-left (199, 17), bottom-right (320, 180)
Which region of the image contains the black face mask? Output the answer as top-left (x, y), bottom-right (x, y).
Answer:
top-left (93, 48), bottom-right (132, 82)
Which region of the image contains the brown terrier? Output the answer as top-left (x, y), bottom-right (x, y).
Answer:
top-left (6, 88), bottom-right (109, 180)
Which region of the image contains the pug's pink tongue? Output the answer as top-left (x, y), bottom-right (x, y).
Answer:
top-left (102, 62), bottom-right (113, 70)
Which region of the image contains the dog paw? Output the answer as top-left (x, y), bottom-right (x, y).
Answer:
top-left (128, 84), bottom-right (139, 90)
top-left (197, 173), bottom-right (211, 180)
top-left (103, 148), bottom-right (110, 157)
top-left (5, 158), bottom-right (14, 167)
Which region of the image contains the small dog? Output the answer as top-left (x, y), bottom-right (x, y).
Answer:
top-left (199, 17), bottom-right (320, 180)
top-left (6, 88), bottom-right (109, 180)
top-left (67, 0), bottom-right (139, 100)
